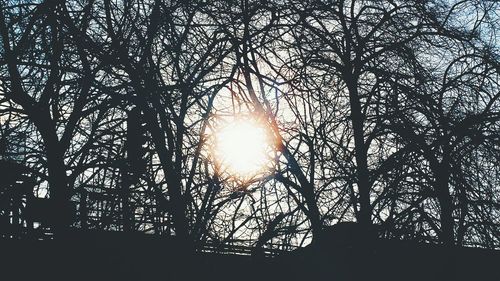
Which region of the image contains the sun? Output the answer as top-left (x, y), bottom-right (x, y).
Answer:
top-left (212, 116), bottom-right (274, 180)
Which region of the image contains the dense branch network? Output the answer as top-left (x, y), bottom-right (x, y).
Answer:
top-left (0, 0), bottom-right (499, 250)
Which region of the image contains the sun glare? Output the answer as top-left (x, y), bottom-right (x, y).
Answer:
top-left (212, 117), bottom-right (274, 180)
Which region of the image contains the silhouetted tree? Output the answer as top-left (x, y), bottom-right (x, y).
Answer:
top-left (0, 0), bottom-right (498, 251)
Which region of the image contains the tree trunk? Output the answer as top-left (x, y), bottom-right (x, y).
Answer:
top-left (435, 163), bottom-right (454, 245)
top-left (344, 72), bottom-right (372, 226)
top-left (43, 129), bottom-right (70, 236)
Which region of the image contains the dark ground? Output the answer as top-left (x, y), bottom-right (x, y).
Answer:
top-left (0, 231), bottom-right (499, 281)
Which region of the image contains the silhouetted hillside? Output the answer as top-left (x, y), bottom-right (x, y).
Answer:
top-left (1, 230), bottom-right (498, 281)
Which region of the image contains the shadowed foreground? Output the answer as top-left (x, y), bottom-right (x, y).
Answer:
top-left (0, 230), bottom-right (498, 281)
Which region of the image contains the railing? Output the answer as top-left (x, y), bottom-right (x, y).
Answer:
top-left (199, 240), bottom-right (297, 257)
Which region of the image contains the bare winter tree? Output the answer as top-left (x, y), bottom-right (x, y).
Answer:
top-left (0, 0), bottom-right (498, 252)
